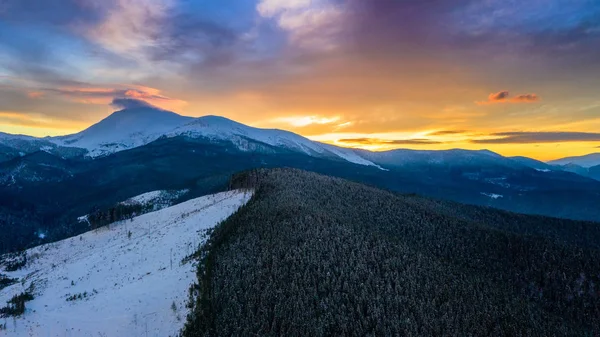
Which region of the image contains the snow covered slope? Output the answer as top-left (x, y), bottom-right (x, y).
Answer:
top-left (548, 153), bottom-right (600, 168)
top-left (319, 143), bottom-right (385, 168)
top-left (170, 115), bottom-right (328, 156)
top-left (0, 132), bottom-right (58, 155)
top-left (51, 107), bottom-right (193, 157)
top-left (0, 189), bottom-right (252, 337)
top-left (170, 116), bottom-right (382, 168)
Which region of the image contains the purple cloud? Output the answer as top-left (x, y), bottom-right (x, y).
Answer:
top-left (478, 91), bottom-right (540, 104)
top-left (110, 98), bottom-right (155, 110)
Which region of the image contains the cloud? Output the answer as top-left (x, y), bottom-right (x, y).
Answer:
top-left (428, 130), bottom-right (468, 136)
top-left (0, 0), bottom-right (105, 25)
top-left (472, 132), bottom-right (600, 144)
top-left (82, 0), bottom-right (173, 60)
top-left (478, 91), bottom-right (540, 105)
top-left (271, 115), bottom-right (341, 127)
top-left (27, 91), bottom-right (44, 99)
top-left (257, 0), bottom-right (344, 50)
top-left (338, 138), bottom-right (443, 145)
top-left (257, 0), bottom-right (312, 16)
top-left (110, 98), bottom-right (155, 110)
top-left (41, 84), bottom-right (186, 109)
top-left (452, 0), bottom-right (600, 68)
top-left (512, 94), bottom-right (540, 103)
top-left (489, 91), bottom-right (510, 102)
top-left (0, 0), bottom-right (244, 85)
top-left (80, 0), bottom-right (240, 66)
top-left (0, 0), bottom-right (599, 144)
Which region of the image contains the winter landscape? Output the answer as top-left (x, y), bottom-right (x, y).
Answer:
top-left (2, 0), bottom-right (600, 336)
top-left (1, 190), bottom-right (251, 336)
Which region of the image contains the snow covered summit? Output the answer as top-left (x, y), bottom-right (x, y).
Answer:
top-left (52, 107), bottom-right (194, 157)
top-left (32, 105), bottom-right (381, 167)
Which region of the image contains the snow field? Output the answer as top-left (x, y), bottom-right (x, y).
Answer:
top-left (0, 189), bottom-right (253, 337)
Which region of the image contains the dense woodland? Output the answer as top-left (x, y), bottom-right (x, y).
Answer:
top-left (182, 168), bottom-right (600, 336)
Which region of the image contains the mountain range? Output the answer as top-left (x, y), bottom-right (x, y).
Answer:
top-left (2, 107), bottom-right (600, 336)
top-left (0, 106), bottom-right (379, 168)
top-left (0, 105), bottom-right (597, 174)
top-left (1, 105), bottom-right (600, 253)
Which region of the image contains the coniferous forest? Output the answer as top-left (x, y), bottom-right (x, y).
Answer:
top-left (182, 168), bottom-right (600, 336)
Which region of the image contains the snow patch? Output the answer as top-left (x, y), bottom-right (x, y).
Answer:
top-left (121, 189), bottom-right (189, 209)
top-left (77, 214), bottom-right (90, 225)
top-left (535, 168), bottom-right (551, 172)
top-left (40, 146), bottom-right (53, 153)
top-left (319, 143), bottom-right (384, 170)
top-left (0, 189), bottom-right (253, 337)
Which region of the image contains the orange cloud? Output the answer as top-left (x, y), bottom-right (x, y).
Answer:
top-left (27, 91), bottom-right (45, 99)
top-left (477, 91), bottom-right (540, 105)
top-left (489, 90), bottom-right (510, 102)
top-left (338, 138), bottom-right (444, 145)
top-left (428, 130), bottom-right (469, 136)
top-left (41, 85), bottom-right (187, 110)
top-left (269, 116), bottom-right (341, 127)
top-left (511, 94), bottom-right (539, 103)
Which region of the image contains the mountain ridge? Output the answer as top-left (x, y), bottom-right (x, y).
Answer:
top-left (0, 107), bottom-right (597, 172)
top-left (7, 107), bottom-right (380, 167)
top-left (0, 106), bottom-right (556, 170)
top-left (548, 153), bottom-right (600, 168)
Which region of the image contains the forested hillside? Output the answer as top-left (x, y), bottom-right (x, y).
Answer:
top-left (183, 169), bottom-right (600, 336)
top-left (4, 135), bottom-right (600, 255)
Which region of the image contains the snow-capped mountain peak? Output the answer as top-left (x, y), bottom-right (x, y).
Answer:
top-left (51, 107), bottom-right (194, 157)
top-left (3, 107), bottom-right (380, 167)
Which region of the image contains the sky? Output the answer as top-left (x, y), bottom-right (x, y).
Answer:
top-left (1, 0), bottom-right (600, 160)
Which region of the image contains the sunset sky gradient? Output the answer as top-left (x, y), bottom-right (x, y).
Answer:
top-left (1, 0), bottom-right (599, 160)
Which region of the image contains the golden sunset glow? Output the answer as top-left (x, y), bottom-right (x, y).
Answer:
top-left (0, 0), bottom-right (599, 161)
